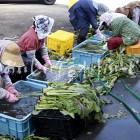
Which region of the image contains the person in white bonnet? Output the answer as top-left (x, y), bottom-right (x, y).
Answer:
top-left (16, 15), bottom-right (54, 74)
top-left (97, 11), bottom-right (140, 50)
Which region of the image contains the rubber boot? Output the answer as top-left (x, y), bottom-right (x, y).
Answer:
top-left (77, 35), bottom-right (86, 44)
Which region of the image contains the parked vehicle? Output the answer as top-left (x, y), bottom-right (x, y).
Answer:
top-left (42, 0), bottom-right (56, 5)
top-left (0, 0), bottom-right (56, 5)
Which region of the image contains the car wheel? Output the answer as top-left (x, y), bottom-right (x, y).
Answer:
top-left (43, 0), bottom-right (56, 5)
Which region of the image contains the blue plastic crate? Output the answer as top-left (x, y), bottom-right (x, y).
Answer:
top-left (15, 80), bottom-right (46, 92)
top-left (72, 40), bottom-right (107, 66)
top-left (26, 61), bottom-right (84, 86)
top-left (0, 113), bottom-right (31, 140)
top-left (0, 80), bottom-right (46, 140)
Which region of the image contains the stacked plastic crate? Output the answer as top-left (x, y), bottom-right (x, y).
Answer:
top-left (72, 31), bottom-right (112, 66)
top-left (125, 41), bottom-right (140, 56)
top-left (0, 80), bottom-right (46, 140)
top-left (47, 30), bottom-right (74, 56)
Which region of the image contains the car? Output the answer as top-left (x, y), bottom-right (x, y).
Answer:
top-left (0, 0), bottom-right (56, 5)
top-left (41, 0), bottom-right (56, 5)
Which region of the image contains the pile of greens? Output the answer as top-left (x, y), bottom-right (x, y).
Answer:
top-left (75, 42), bottom-right (106, 54)
top-left (24, 135), bottom-right (49, 140)
top-left (34, 83), bottom-right (103, 120)
top-left (84, 50), bottom-right (140, 95)
top-left (0, 135), bottom-right (15, 140)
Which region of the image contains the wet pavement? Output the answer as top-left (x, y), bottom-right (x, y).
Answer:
top-left (0, 3), bottom-right (73, 39)
top-left (77, 76), bottom-right (140, 140)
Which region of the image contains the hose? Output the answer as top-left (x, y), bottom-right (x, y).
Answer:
top-left (97, 79), bottom-right (140, 124)
top-left (121, 79), bottom-right (140, 101)
top-left (109, 92), bottom-right (140, 124)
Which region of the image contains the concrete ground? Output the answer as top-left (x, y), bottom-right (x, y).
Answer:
top-left (0, 3), bottom-right (73, 39)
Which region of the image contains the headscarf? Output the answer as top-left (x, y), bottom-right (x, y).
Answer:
top-left (99, 12), bottom-right (127, 27)
top-left (33, 15), bottom-right (54, 39)
top-left (90, 0), bottom-right (109, 15)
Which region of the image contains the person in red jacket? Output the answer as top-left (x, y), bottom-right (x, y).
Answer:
top-left (16, 15), bottom-right (54, 74)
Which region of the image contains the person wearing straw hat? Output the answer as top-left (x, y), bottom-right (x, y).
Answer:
top-left (115, 1), bottom-right (140, 25)
top-left (0, 40), bottom-right (24, 103)
top-left (68, 0), bottom-right (109, 44)
top-left (16, 15), bottom-right (54, 74)
top-left (98, 11), bottom-right (140, 50)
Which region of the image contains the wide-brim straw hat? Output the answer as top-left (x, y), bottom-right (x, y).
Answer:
top-left (1, 42), bottom-right (25, 67)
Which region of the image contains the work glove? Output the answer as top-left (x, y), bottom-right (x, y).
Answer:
top-left (5, 84), bottom-right (20, 97)
top-left (5, 92), bottom-right (18, 103)
top-left (42, 55), bottom-right (52, 67)
top-left (96, 29), bottom-right (106, 42)
top-left (41, 66), bottom-right (48, 74)
top-left (0, 88), bottom-right (18, 103)
top-left (36, 62), bottom-right (48, 74)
